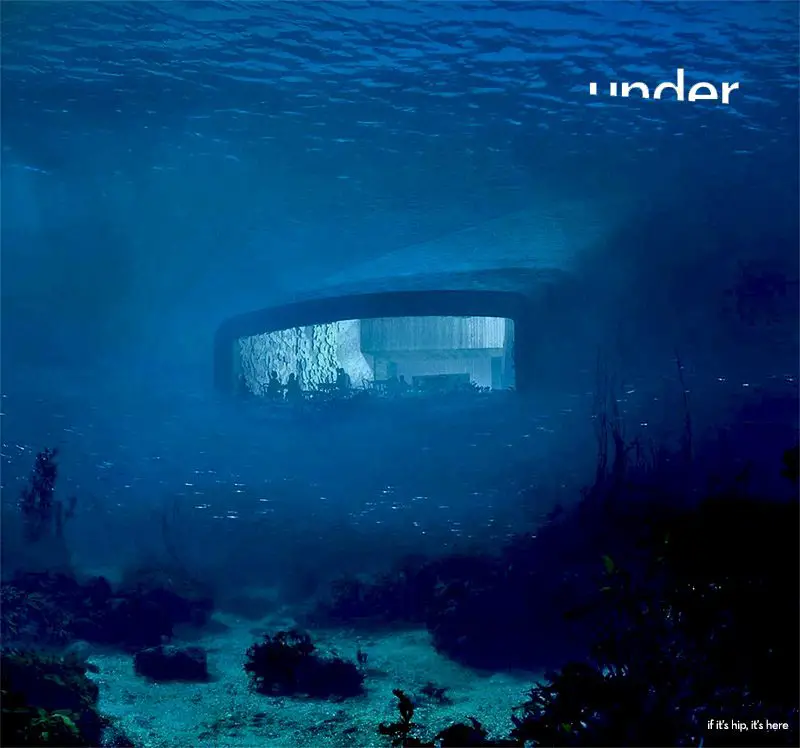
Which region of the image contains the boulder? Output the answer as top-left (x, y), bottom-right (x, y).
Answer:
top-left (133, 645), bottom-right (209, 682)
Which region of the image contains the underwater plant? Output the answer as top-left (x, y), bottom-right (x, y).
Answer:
top-left (371, 493), bottom-right (800, 747)
top-left (419, 680), bottom-right (450, 704)
top-left (378, 689), bottom-right (512, 747)
top-left (18, 448), bottom-right (77, 544)
top-left (507, 489), bottom-right (799, 747)
top-left (434, 718), bottom-right (500, 747)
top-left (1, 573), bottom-right (86, 647)
top-left (318, 358), bottom-right (706, 672)
top-left (0, 648), bottom-right (108, 747)
top-left (18, 448), bottom-right (58, 542)
top-left (0, 567), bottom-right (213, 651)
top-left (332, 363), bottom-right (798, 678)
top-left (10, 448), bottom-right (78, 575)
top-left (378, 689), bottom-right (422, 747)
top-left (243, 629), bottom-right (365, 699)
top-left (314, 552), bottom-right (497, 632)
top-left (363, 427), bottom-right (800, 747)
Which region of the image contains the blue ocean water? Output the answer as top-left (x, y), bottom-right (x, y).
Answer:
top-left (0, 4), bottom-right (798, 744)
top-left (2, 0), bottom-right (797, 559)
top-left (2, 0), bottom-right (798, 565)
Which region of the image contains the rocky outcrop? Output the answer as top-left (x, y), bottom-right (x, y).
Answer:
top-left (134, 645), bottom-right (209, 682)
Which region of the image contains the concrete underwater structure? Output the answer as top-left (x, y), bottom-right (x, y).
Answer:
top-left (213, 202), bottom-right (623, 396)
top-left (214, 287), bottom-right (536, 395)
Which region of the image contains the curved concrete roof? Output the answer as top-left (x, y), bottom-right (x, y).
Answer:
top-left (214, 191), bottom-right (631, 396)
top-left (213, 195), bottom-right (619, 381)
top-left (257, 198), bottom-right (625, 310)
top-left (317, 205), bottom-right (609, 289)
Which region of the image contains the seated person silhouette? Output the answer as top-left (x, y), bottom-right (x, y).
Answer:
top-left (386, 374), bottom-right (400, 396)
top-left (266, 371), bottom-right (282, 399)
top-left (336, 367), bottom-right (351, 392)
top-left (285, 373), bottom-right (303, 402)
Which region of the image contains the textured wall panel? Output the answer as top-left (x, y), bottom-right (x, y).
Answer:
top-left (239, 319), bottom-right (372, 394)
top-left (360, 315), bottom-right (506, 354)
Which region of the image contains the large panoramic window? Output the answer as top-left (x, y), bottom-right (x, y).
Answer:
top-left (236, 315), bottom-right (515, 397)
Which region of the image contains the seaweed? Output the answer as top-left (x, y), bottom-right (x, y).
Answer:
top-left (419, 680), bottom-right (450, 704)
top-left (244, 629), bottom-right (364, 699)
top-left (1, 569), bottom-right (213, 651)
top-left (378, 690), bottom-right (515, 747)
top-left (10, 449), bottom-right (77, 576)
top-left (368, 430), bottom-right (800, 746)
top-left (18, 448), bottom-right (77, 544)
top-left (372, 492), bottom-right (799, 746)
top-left (0, 648), bottom-right (106, 747)
top-left (509, 492), bottom-right (800, 746)
top-left (378, 689), bottom-right (423, 747)
top-left (435, 718), bottom-right (494, 747)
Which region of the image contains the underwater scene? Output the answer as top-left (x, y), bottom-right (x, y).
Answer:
top-left (1, 2), bottom-right (798, 747)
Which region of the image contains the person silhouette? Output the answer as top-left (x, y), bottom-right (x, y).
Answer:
top-left (266, 371), bottom-right (282, 399)
top-left (285, 373), bottom-right (303, 402)
top-left (336, 367), bottom-right (351, 392)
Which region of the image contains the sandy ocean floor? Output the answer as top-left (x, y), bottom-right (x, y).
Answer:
top-left (88, 611), bottom-right (539, 748)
